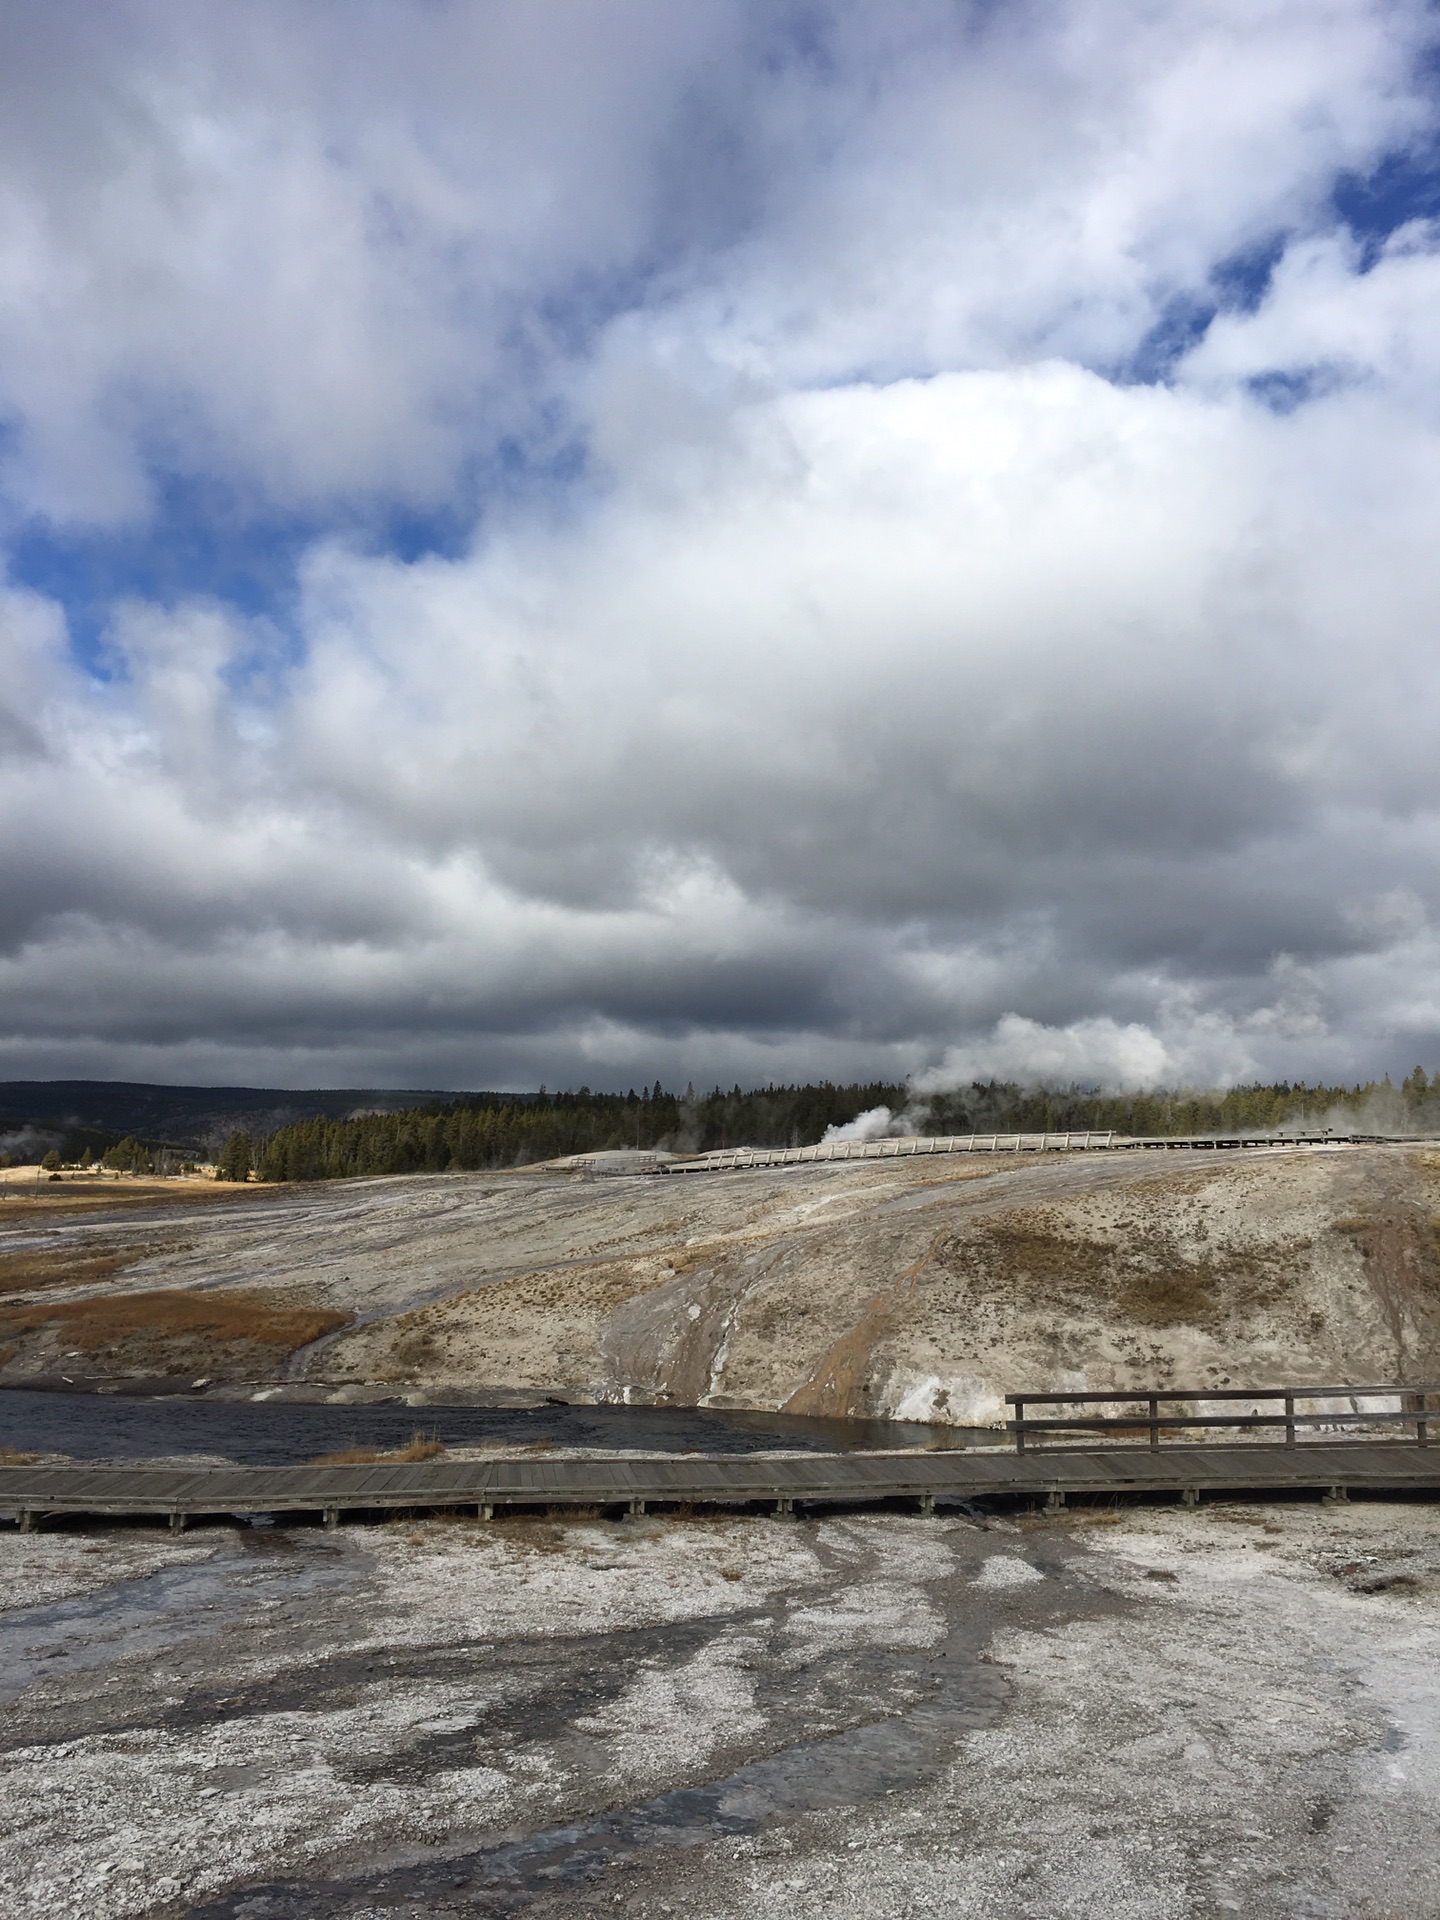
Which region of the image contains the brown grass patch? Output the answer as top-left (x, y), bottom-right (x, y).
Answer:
top-left (0, 1242), bottom-right (180, 1296)
top-left (310, 1430), bottom-right (445, 1465)
top-left (0, 1179), bottom-right (271, 1220)
top-left (0, 1288), bottom-right (349, 1353)
top-left (1330, 1203), bottom-right (1440, 1375)
top-left (934, 1209), bottom-right (1303, 1326)
top-left (1115, 1269), bottom-right (1219, 1326)
top-left (667, 1241), bottom-right (727, 1276)
top-left (0, 1446), bottom-right (38, 1465)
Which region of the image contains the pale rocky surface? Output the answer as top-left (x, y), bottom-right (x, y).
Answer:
top-left (2, 1498), bottom-right (1438, 1917)
top-left (3, 1145), bottom-right (1439, 1421)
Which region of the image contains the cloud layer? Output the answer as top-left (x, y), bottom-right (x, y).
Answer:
top-left (3, 1), bottom-right (1440, 1091)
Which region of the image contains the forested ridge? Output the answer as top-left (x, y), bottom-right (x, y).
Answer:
top-left (216, 1070), bottom-right (1440, 1183)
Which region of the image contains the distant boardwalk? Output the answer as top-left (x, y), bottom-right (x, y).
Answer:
top-left (661, 1129), bottom-right (1410, 1174)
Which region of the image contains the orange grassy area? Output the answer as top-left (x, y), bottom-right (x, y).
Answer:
top-left (310, 1431), bottom-right (446, 1465)
top-left (0, 1178), bottom-right (267, 1220)
top-left (0, 1446), bottom-right (38, 1464)
top-left (0, 1242), bottom-right (175, 1296)
top-left (0, 1288), bottom-right (349, 1353)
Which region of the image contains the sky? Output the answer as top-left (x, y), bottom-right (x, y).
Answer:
top-left (3, 0), bottom-right (1440, 1096)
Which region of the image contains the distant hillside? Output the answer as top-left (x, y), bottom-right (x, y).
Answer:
top-left (249, 1074), bottom-right (1432, 1181)
top-left (0, 1080), bottom-right (476, 1157)
top-left (3, 1070), bottom-right (1433, 1174)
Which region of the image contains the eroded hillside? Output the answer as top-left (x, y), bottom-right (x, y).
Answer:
top-left (3, 1146), bottom-right (1439, 1420)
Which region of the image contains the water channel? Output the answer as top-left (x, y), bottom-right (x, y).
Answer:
top-left (0, 1386), bottom-right (972, 1464)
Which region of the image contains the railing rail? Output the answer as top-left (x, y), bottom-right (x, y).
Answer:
top-left (659, 1130), bottom-right (1415, 1175)
top-left (1006, 1384), bottom-right (1438, 1452)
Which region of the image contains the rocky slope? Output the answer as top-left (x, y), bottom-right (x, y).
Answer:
top-left (2, 1144), bottom-right (1438, 1421)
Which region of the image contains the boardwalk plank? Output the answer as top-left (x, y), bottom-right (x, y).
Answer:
top-left (2, 1441), bottom-right (1437, 1521)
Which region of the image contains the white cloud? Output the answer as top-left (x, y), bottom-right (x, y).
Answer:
top-left (2, 3), bottom-right (1440, 1089)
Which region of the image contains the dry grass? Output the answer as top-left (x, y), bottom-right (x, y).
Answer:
top-left (0, 1288), bottom-right (349, 1354)
top-left (934, 1209), bottom-right (1302, 1327)
top-left (1115, 1267), bottom-right (1219, 1326)
top-left (310, 1430), bottom-right (445, 1465)
top-left (0, 1179), bottom-right (268, 1220)
top-left (667, 1240), bottom-right (728, 1276)
top-left (0, 1446), bottom-right (38, 1464)
top-left (0, 1242), bottom-right (179, 1296)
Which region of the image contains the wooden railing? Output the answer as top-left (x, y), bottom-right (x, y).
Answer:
top-left (1007, 1385), bottom-right (1437, 1452)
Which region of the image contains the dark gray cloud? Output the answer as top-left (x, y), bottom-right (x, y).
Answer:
top-left (1, 3), bottom-right (1439, 1091)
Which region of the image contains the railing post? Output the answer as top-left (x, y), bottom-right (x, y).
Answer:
top-left (1284, 1394), bottom-right (1295, 1447)
top-left (1149, 1395), bottom-right (1160, 1450)
top-left (1014, 1397), bottom-right (1025, 1454)
top-left (1417, 1392), bottom-right (1429, 1448)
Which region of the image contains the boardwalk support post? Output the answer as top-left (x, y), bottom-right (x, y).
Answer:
top-left (1181, 1487), bottom-right (1200, 1507)
top-left (323, 1506), bottom-right (340, 1530)
top-left (919, 1493), bottom-right (936, 1517)
top-left (1323, 1485), bottom-right (1349, 1505)
top-left (1149, 1396), bottom-right (1160, 1450)
top-left (627, 1497), bottom-right (645, 1520)
top-left (169, 1509), bottom-right (186, 1534)
top-left (478, 1502), bottom-right (493, 1521)
top-left (1014, 1397), bottom-right (1026, 1454)
top-left (19, 1508), bottom-right (34, 1533)
top-left (1285, 1394), bottom-right (1296, 1447)
top-left (773, 1496), bottom-right (794, 1518)
top-left (1043, 1489), bottom-right (1065, 1514)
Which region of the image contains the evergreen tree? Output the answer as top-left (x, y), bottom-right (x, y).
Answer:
top-left (218, 1131), bottom-right (255, 1182)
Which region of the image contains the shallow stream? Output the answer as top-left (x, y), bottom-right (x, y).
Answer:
top-left (0, 1387), bottom-right (972, 1464)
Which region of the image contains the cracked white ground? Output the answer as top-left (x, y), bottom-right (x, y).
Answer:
top-left (3, 1495), bottom-right (1438, 1919)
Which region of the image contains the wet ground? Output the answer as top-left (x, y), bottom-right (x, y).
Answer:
top-left (0, 1389), bottom-right (972, 1467)
top-left (4, 1497), bottom-right (1440, 1918)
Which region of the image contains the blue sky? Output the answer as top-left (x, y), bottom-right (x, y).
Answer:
top-left (3, 0), bottom-right (1440, 1093)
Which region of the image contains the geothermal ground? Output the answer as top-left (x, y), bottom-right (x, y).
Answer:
top-left (4, 1499), bottom-right (1440, 1919)
top-left (5, 1146), bottom-right (1440, 1917)
top-left (2, 1143), bottom-right (1439, 1415)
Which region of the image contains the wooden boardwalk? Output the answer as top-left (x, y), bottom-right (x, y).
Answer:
top-left (662, 1129), bottom-right (1406, 1174)
top-left (2, 1441), bottom-right (1437, 1530)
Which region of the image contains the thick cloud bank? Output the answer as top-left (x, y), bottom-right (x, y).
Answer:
top-left (3, 1), bottom-right (1440, 1090)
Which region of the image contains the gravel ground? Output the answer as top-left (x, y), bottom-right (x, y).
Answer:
top-left (3, 1495), bottom-right (1439, 1918)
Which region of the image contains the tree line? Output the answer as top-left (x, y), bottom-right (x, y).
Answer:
top-left (216, 1070), bottom-right (1440, 1183)
top-left (239, 1081), bottom-right (902, 1182)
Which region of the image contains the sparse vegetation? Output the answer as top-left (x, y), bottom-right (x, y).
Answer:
top-left (930, 1206), bottom-right (1307, 1332)
top-left (0, 1288), bottom-right (349, 1375)
top-left (0, 1241), bottom-right (177, 1296)
top-left (310, 1430), bottom-right (445, 1465)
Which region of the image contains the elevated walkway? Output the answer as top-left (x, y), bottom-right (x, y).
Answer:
top-left (3, 1440), bottom-right (1436, 1531)
top-left (662, 1130), bottom-right (1409, 1174)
